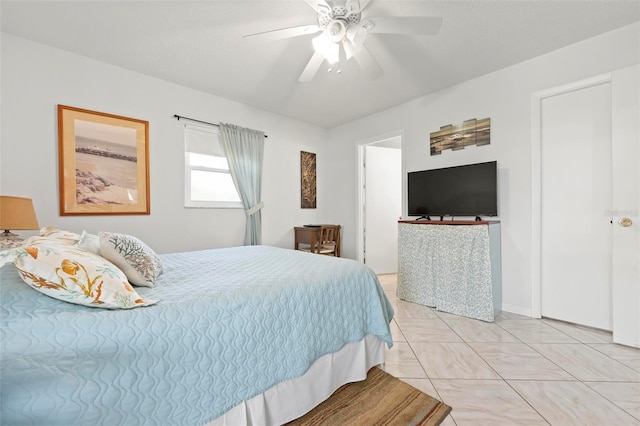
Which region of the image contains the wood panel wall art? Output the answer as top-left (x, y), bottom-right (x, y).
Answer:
top-left (430, 117), bottom-right (490, 155)
top-left (300, 151), bottom-right (316, 209)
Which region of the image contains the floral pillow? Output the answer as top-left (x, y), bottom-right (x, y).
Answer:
top-left (39, 225), bottom-right (82, 243)
top-left (7, 243), bottom-right (157, 309)
top-left (99, 232), bottom-right (163, 287)
top-left (21, 226), bottom-right (82, 247)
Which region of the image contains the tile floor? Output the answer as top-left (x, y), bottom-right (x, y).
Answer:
top-left (377, 274), bottom-right (640, 426)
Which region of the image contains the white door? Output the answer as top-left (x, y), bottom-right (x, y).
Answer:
top-left (364, 145), bottom-right (401, 274)
top-left (540, 82), bottom-right (613, 330)
top-left (610, 65), bottom-right (640, 347)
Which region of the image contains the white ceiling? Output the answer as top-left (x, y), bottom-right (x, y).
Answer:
top-left (1, 1), bottom-right (638, 128)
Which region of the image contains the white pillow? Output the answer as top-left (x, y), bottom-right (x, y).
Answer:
top-left (76, 230), bottom-right (101, 255)
top-left (99, 232), bottom-right (163, 287)
top-left (12, 243), bottom-right (157, 309)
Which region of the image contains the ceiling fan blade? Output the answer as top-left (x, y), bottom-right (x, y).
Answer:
top-left (298, 51), bottom-right (325, 82)
top-left (368, 17), bottom-right (443, 35)
top-left (244, 25), bottom-right (320, 43)
top-left (303, 0), bottom-right (330, 12)
top-left (358, 0), bottom-right (373, 13)
top-left (345, 0), bottom-right (361, 14)
top-left (353, 46), bottom-right (383, 80)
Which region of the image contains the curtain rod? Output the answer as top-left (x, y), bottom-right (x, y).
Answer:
top-left (173, 114), bottom-right (268, 138)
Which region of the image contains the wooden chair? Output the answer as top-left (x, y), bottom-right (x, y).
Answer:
top-left (298, 225), bottom-right (341, 257)
top-left (316, 225), bottom-right (340, 257)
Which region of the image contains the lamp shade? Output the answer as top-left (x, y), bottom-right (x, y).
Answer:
top-left (0, 196), bottom-right (40, 230)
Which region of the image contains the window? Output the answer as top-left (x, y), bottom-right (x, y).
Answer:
top-left (184, 124), bottom-right (242, 208)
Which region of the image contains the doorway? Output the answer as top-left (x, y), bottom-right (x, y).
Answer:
top-left (357, 133), bottom-right (403, 274)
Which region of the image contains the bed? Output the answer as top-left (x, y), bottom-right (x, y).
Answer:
top-left (0, 241), bottom-right (394, 425)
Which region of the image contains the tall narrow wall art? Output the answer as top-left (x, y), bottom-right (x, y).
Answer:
top-left (300, 151), bottom-right (317, 209)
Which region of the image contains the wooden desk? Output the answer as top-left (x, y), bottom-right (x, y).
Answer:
top-left (294, 225), bottom-right (341, 257)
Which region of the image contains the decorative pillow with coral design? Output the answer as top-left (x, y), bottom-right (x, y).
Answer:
top-left (99, 232), bottom-right (163, 287)
top-left (11, 243), bottom-right (157, 309)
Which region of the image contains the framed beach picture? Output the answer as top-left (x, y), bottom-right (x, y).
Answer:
top-left (58, 105), bottom-right (150, 215)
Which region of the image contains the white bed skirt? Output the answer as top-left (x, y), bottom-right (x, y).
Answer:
top-left (207, 334), bottom-right (386, 426)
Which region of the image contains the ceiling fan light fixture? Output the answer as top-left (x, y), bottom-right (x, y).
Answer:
top-left (312, 33), bottom-right (339, 64)
top-left (326, 20), bottom-right (347, 42)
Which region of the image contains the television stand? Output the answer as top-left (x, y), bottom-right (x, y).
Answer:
top-left (397, 220), bottom-right (502, 322)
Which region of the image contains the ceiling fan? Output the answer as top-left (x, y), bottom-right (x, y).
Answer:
top-left (244, 0), bottom-right (442, 82)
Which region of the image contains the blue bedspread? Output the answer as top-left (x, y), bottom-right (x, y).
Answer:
top-left (1, 245), bottom-right (393, 425)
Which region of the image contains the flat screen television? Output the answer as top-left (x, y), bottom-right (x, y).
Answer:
top-left (407, 161), bottom-right (497, 218)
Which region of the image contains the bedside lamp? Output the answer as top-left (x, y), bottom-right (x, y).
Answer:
top-left (0, 196), bottom-right (40, 249)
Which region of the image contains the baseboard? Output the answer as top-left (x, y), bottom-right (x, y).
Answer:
top-left (501, 303), bottom-right (539, 318)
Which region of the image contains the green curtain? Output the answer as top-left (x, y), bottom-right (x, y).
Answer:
top-left (218, 123), bottom-right (265, 245)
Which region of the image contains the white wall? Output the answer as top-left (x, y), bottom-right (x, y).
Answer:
top-left (327, 23), bottom-right (640, 315)
top-left (1, 23), bottom-right (638, 318)
top-left (0, 34), bottom-right (330, 254)
top-left (364, 145), bottom-right (401, 274)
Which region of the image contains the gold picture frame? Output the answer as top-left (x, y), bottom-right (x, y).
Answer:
top-left (58, 105), bottom-right (150, 215)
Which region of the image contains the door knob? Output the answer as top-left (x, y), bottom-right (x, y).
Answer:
top-left (618, 217), bottom-right (633, 227)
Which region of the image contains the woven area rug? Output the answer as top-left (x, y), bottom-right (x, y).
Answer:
top-left (285, 367), bottom-right (452, 426)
